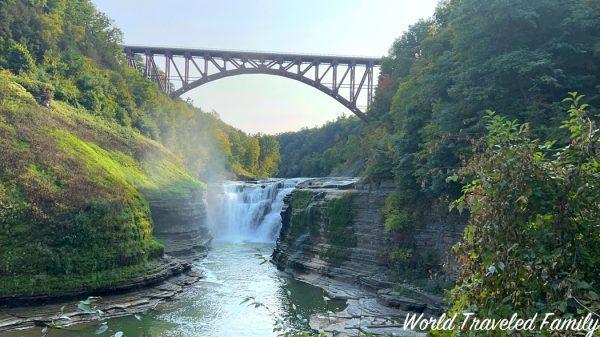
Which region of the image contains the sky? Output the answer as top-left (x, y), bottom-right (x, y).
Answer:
top-left (92, 0), bottom-right (438, 134)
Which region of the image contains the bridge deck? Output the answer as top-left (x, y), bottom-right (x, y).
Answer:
top-left (123, 45), bottom-right (381, 65)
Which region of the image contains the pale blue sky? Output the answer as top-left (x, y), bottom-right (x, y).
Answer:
top-left (92, 0), bottom-right (438, 134)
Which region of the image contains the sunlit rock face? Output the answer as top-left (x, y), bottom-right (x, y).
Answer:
top-left (148, 189), bottom-right (212, 260)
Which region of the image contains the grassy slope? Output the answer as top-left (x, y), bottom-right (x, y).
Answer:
top-left (0, 72), bottom-right (204, 297)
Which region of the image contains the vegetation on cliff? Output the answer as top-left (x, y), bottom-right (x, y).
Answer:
top-left (0, 72), bottom-right (167, 296)
top-left (0, 0), bottom-right (278, 297)
top-left (321, 194), bottom-right (356, 265)
top-left (281, 190), bottom-right (356, 266)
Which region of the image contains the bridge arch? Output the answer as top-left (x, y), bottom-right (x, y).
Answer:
top-left (124, 46), bottom-right (381, 120)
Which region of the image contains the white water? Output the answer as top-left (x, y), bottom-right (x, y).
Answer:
top-left (207, 178), bottom-right (304, 242)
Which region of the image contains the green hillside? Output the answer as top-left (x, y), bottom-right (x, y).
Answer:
top-left (0, 0), bottom-right (277, 297)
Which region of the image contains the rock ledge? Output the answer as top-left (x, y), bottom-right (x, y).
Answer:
top-left (0, 256), bottom-right (202, 333)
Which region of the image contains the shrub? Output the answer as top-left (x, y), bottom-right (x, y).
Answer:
top-left (383, 192), bottom-right (417, 233)
top-left (445, 94), bottom-right (600, 334)
top-left (322, 194), bottom-right (356, 265)
top-left (15, 77), bottom-right (55, 106)
top-left (389, 247), bottom-right (413, 264)
top-left (0, 37), bottom-right (35, 74)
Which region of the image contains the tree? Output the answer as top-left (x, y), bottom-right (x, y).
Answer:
top-left (0, 37), bottom-right (35, 73)
top-left (258, 134), bottom-right (280, 176)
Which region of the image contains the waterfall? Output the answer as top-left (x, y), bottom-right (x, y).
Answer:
top-left (207, 178), bottom-right (303, 242)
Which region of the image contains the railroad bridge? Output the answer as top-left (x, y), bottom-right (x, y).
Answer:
top-left (124, 46), bottom-right (381, 120)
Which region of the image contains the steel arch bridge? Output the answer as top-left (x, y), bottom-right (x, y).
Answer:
top-left (123, 46), bottom-right (381, 120)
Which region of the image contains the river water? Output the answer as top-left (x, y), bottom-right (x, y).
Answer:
top-left (12, 179), bottom-right (343, 337)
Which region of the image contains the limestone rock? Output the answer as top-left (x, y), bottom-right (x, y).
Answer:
top-left (148, 188), bottom-right (212, 260)
top-left (272, 177), bottom-right (456, 336)
top-left (0, 258), bottom-right (203, 333)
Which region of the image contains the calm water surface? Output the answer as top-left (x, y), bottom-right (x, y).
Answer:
top-left (11, 241), bottom-right (343, 337)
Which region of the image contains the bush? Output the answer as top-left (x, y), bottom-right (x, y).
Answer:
top-left (15, 77), bottom-right (55, 106)
top-left (322, 194), bottom-right (356, 265)
top-left (383, 192), bottom-right (417, 233)
top-left (445, 94), bottom-right (600, 334)
top-left (0, 37), bottom-right (35, 74)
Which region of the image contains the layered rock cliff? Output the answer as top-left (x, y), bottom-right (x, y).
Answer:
top-left (148, 189), bottom-right (211, 260)
top-left (272, 178), bottom-right (395, 288)
top-left (273, 177), bottom-right (465, 288)
top-left (272, 177), bottom-right (466, 336)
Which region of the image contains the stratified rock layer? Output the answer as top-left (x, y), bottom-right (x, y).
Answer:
top-left (273, 178), bottom-right (401, 290)
top-left (272, 177), bottom-right (464, 336)
top-left (148, 189), bottom-right (211, 260)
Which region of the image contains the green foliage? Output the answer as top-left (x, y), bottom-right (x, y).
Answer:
top-left (0, 261), bottom-right (159, 298)
top-left (388, 248), bottom-right (413, 265)
top-left (290, 190), bottom-right (314, 210)
top-left (1, 0), bottom-right (277, 180)
top-left (0, 0), bottom-right (123, 67)
top-left (257, 134), bottom-right (280, 177)
top-left (275, 0), bottom-right (600, 296)
top-left (277, 116), bottom-right (363, 177)
top-left (381, 191), bottom-right (431, 283)
top-left (322, 194), bottom-right (356, 265)
top-left (14, 76), bottom-right (55, 106)
top-left (323, 195), bottom-right (355, 246)
top-left (280, 0), bottom-right (599, 193)
top-left (286, 190), bottom-right (318, 239)
top-left (0, 36), bottom-right (35, 74)
top-left (0, 74), bottom-right (202, 297)
top-left (445, 94), bottom-right (599, 335)
top-left (383, 192), bottom-right (417, 233)
top-left (283, 192), bottom-right (356, 265)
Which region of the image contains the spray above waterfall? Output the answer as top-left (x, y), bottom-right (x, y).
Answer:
top-left (207, 179), bottom-right (304, 242)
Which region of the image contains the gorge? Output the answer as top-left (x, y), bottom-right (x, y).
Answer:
top-left (1, 1), bottom-right (598, 336)
top-left (0, 178), bottom-right (456, 336)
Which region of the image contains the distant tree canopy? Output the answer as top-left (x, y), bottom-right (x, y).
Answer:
top-left (276, 116), bottom-right (363, 177)
top-left (0, 0), bottom-right (279, 179)
top-left (0, 0), bottom-right (123, 67)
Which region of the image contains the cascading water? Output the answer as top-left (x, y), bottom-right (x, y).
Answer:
top-left (207, 178), bottom-right (304, 242)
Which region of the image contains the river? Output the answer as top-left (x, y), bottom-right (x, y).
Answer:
top-left (7, 179), bottom-right (344, 337)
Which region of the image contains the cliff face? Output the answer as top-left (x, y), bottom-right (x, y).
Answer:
top-left (272, 178), bottom-right (469, 335)
top-left (272, 177), bottom-right (466, 294)
top-left (273, 178), bottom-right (394, 288)
top-left (148, 189), bottom-right (211, 260)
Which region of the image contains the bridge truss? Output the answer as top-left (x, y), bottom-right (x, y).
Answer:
top-left (124, 46), bottom-right (381, 120)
